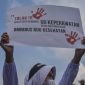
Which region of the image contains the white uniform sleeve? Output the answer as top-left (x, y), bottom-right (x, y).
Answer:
top-left (3, 61), bottom-right (18, 85)
top-left (58, 61), bottom-right (79, 85)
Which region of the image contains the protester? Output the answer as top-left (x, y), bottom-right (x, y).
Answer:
top-left (0, 32), bottom-right (85, 85)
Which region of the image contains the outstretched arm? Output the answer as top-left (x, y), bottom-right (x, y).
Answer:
top-left (0, 32), bottom-right (18, 85)
top-left (72, 37), bottom-right (85, 64)
top-left (72, 49), bottom-right (85, 64)
top-left (0, 32), bottom-right (13, 63)
top-left (58, 37), bottom-right (85, 85)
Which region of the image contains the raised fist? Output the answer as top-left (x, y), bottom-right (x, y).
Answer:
top-left (1, 32), bottom-right (9, 44)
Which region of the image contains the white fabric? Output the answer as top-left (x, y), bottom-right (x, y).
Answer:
top-left (43, 80), bottom-right (55, 85)
top-left (24, 65), bottom-right (56, 85)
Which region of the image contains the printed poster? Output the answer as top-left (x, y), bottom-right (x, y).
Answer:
top-left (6, 5), bottom-right (85, 48)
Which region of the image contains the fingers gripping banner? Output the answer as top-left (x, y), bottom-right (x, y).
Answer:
top-left (6, 5), bottom-right (85, 48)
